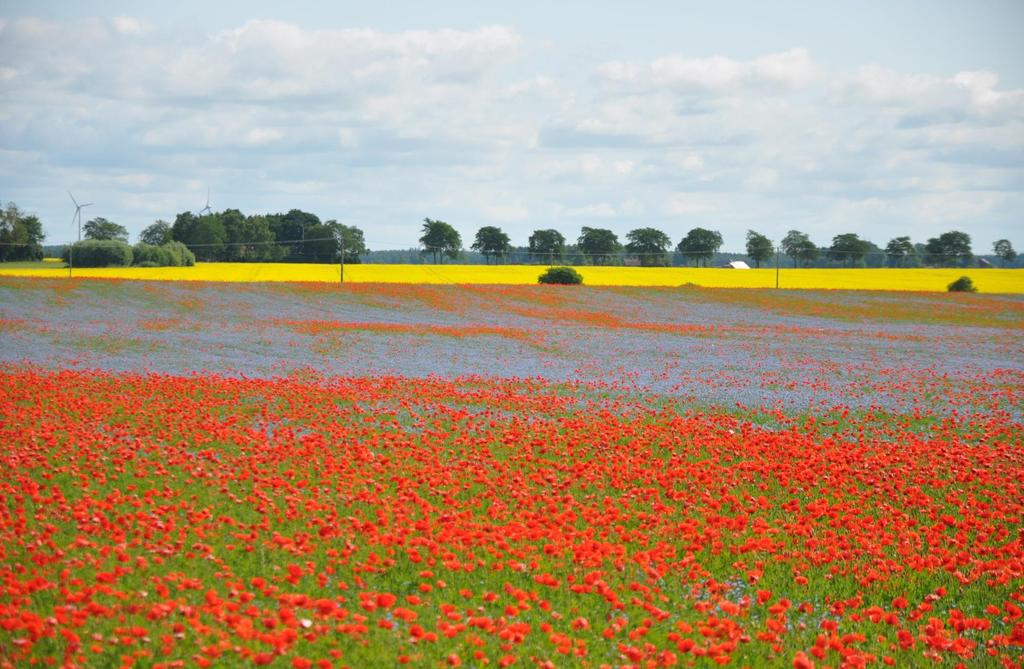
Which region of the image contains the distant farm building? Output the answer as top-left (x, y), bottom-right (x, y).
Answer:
top-left (721, 260), bottom-right (751, 269)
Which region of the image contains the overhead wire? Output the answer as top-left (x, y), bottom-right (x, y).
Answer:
top-left (0, 239), bottom-right (1001, 265)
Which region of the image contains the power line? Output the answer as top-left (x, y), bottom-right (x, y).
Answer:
top-left (0, 239), bottom-right (1004, 262)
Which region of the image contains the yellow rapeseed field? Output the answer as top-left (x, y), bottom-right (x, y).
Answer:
top-left (1, 262), bottom-right (1022, 292)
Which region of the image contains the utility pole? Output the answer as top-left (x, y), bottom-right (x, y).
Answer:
top-left (339, 237), bottom-right (345, 284)
top-left (775, 247), bottom-right (781, 289)
top-left (69, 244), bottom-right (73, 279)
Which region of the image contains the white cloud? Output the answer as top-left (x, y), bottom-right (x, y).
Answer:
top-left (484, 203), bottom-right (530, 221)
top-left (564, 203), bottom-right (617, 217)
top-left (630, 48), bottom-right (824, 93)
top-left (613, 160), bottom-right (635, 175)
top-left (112, 16), bottom-right (149, 36)
top-left (676, 154), bottom-right (704, 170)
top-left (597, 60), bottom-right (639, 82)
top-left (267, 179), bottom-right (330, 195)
top-left (665, 195), bottom-right (718, 216)
top-left (838, 65), bottom-right (1024, 122)
top-left (337, 128), bottom-right (359, 148)
top-left (909, 191), bottom-right (1006, 224)
top-left (0, 17), bottom-right (1020, 250)
top-left (110, 173), bottom-right (155, 187)
top-left (244, 128), bottom-right (284, 146)
top-left (0, 17), bottom-right (522, 106)
top-left (746, 168), bottom-right (779, 190)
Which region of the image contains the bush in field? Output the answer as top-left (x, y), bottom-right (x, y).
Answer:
top-left (61, 240), bottom-right (133, 267)
top-left (132, 242), bottom-right (196, 267)
top-left (133, 243), bottom-right (174, 266)
top-left (947, 276), bottom-right (978, 293)
top-left (164, 241), bottom-right (196, 266)
top-left (538, 266), bottom-right (583, 285)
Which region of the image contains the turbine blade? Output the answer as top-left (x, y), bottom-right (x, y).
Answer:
top-left (81, 203), bottom-right (93, 207)
top-left (68, 191), bottom-right (78, 206)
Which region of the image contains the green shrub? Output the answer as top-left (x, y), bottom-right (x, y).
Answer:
top-left (133, 243), bottom-right (173, 266)
top-left (62, 240), bottom-right (133, 267)
top-left (164, 241), bottom-right (196, 266)
top-left (538, 266), bottom-right (583, 285)
top-left (131, 241), bottom-right (196, 267)
top-left (947, 276), bottom-right (978, 292)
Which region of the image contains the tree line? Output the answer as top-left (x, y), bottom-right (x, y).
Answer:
top-left (420, 218), bottom-right (1019, 268)
top-left (2, 200), bottom-right (1020, 268)
top-left (138, 209), bottom-right (368, 263)
top-left (0, 202), bottom-right (45, 261)
top-left (42, 209), bottom-right (368, 267)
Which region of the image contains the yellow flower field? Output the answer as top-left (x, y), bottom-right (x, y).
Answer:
top-left (1, 262), bottom-right (1022, 292)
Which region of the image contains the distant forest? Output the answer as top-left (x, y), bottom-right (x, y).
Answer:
top-left (5, 201), bottom-right (1019, 268)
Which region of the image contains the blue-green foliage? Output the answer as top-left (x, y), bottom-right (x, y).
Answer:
top-left (132, 242), bottom-right (196, 267)
top-left (538, 266), bottom-right (584, 285)
top-left (947, 276), bottom-right (978, 293)
top-left (62, 240), bottom-right (133, 267)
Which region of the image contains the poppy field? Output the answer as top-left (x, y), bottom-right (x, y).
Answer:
top-left (1, 277), bottom-right (1023, 668)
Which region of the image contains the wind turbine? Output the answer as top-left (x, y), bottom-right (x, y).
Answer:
top-left (68, 191), bottom-right (93, 241)
top-left (199, 187), bottom-right (212, 216)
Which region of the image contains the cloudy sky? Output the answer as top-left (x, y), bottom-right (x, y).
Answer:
top-left (2, 0), bottom-right (1022, 251)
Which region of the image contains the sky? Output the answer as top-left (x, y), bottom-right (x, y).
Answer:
top-left (1, 0), bottom-right (1022, 251)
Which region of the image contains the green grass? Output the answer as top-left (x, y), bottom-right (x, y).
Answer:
top-left (0, 259), bottom-right (65, 269)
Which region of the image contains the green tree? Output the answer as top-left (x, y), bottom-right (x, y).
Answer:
top-left (924, 231), bottom-right (972, 267)
top-left (993, 239), bottom-right (1017, 267)
top-left (745, 230), bottom-right (773, 268)
top-left (782, 230), bottom-right (807, 266)
top-left (577, 227), bottom-right (621, 265)
top-left (827, 233), bottom-right (872, 267)
top-left (83, 217), bottom-right (129, 243)
top-left (528, 229), bottom-right (566, 264)
top-left (139, 220), bottom-right (173, 246)
top-left (885, 236), bottom-right (917, 267)
top-left (324, 221), bottom-right (367, 264)
top-left (781, 230), bottom-right (819, 267)
top-left (471, 226), bottom-right (512, 264)
top-left (171, 212), bottom-right (195, 243)
top-left (0, 202), bottom-right (45, 261)
top-left (625, 227), bottom-right (671, 266)
top-left (863, 240), bottom-right (887, 268)
top-left (221, 210), bottom-right (278, 261)
top-left (677, 227), bottom-right (723, 267)
top-left (300, 223), bottom-right (339, 262)
top-left (267, 209), bottom-right (321, 242)
top-left (171, 211), bottom-right (225, 261)
top-left (796, 241), bottom-right (820, 266)
top-left (265, 209), bottom-right (322, 260)
top-left (419, 218), bottom-right (462, 263)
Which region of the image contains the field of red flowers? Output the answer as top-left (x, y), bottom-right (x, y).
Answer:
top-left (1, 279), bottom-right (1023, 668)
